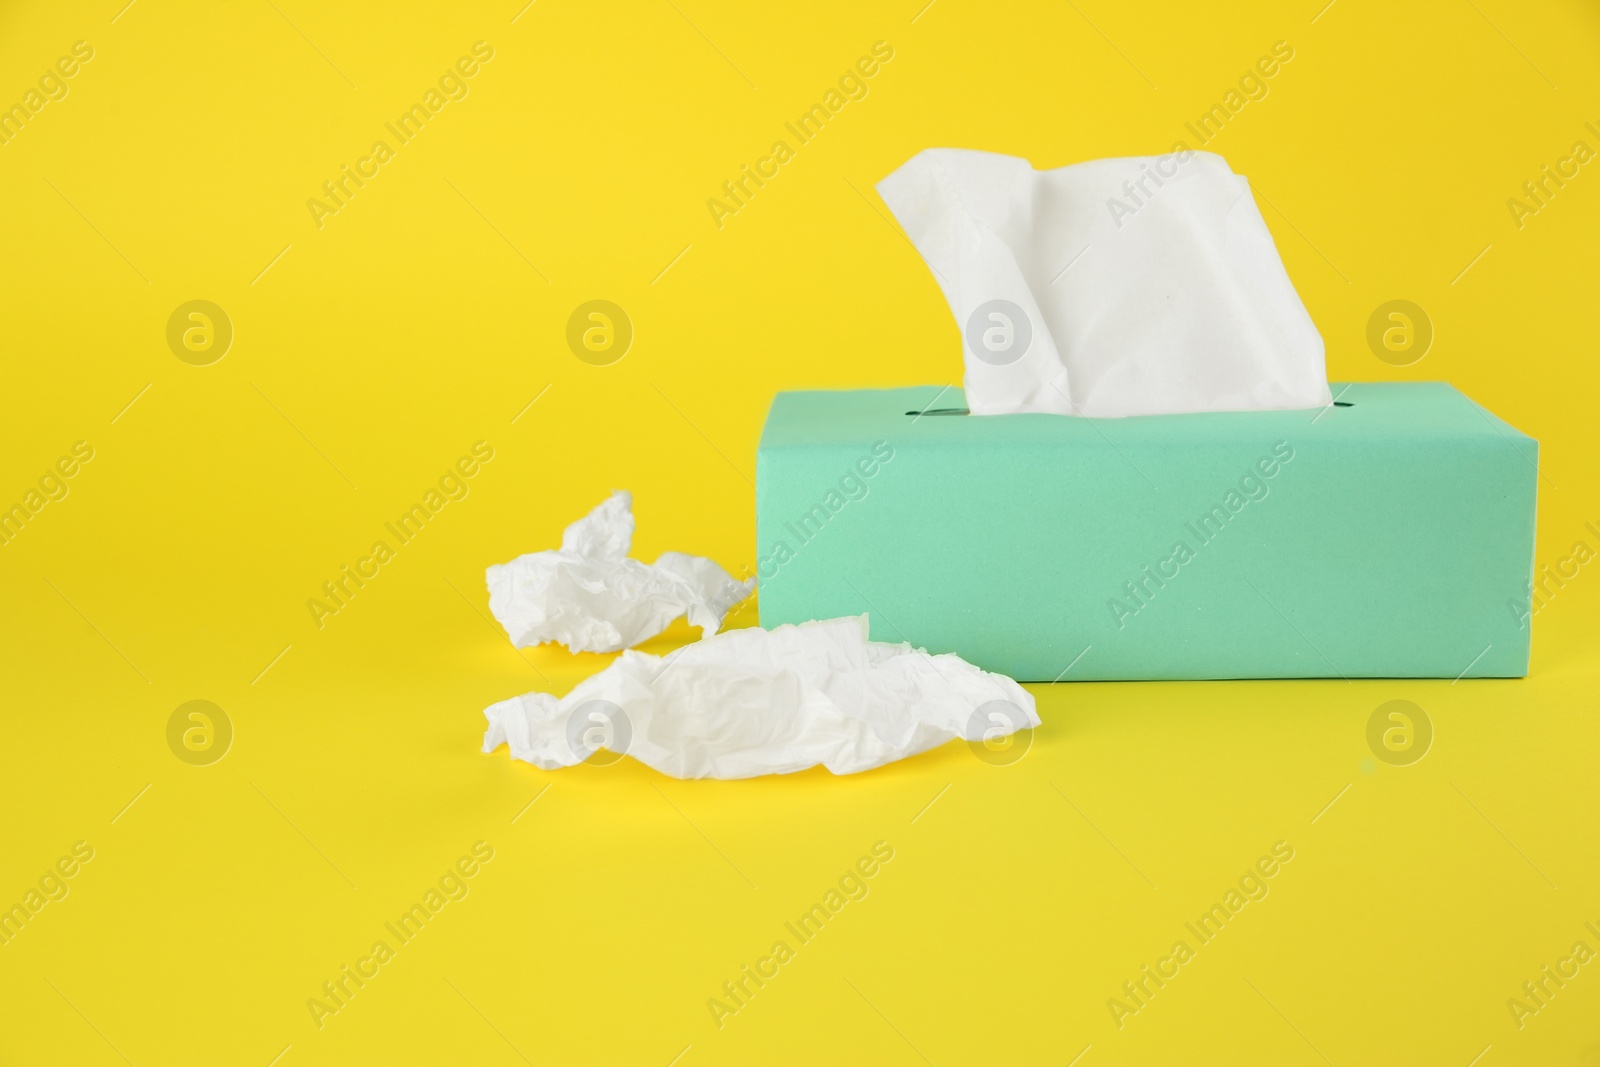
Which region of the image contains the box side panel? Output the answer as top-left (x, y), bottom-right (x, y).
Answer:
top-left (756, 437), bottom-right (904, 625)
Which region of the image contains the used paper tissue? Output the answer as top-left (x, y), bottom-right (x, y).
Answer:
top-left (487, 491), bottom-right (754, 654)
top-left (876, 148), bottom-right (1332, 417)
top-left (482, 615), bottom-right (1039, 778)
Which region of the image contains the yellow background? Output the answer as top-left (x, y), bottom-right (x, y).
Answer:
top-left (2, 0), bottom-right (1598, 1063)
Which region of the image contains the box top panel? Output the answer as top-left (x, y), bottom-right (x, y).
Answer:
top-left (759, 382), bottom-right (1535, 450)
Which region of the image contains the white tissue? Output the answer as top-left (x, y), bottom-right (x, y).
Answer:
top-left (482, 615), bottom-right (1039, 778)
top-left (487, 491), bottom-right (754, 654)
top-left (877, 148), bottom-right (1331, 418)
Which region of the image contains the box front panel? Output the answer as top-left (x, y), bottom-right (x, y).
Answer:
top-left (757, 386), bottom-right (1536, 680)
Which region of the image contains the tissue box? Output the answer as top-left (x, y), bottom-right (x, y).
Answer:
top-left (755, 383), bottom-right (1538, 681)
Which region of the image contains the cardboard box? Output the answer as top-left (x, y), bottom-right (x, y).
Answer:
top-left (755, 383), bottom-right (1538, 680)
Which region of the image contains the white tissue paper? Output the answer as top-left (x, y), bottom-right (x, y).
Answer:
top-left (487, 491), bottom-right (754, 654)
top-left (877, 148), bottom-right (1332, 418)
top-left (482, 615), bottom-right (1039, 778)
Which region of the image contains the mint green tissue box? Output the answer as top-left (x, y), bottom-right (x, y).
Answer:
top-left (755, 383), bottom-right (1538, 681)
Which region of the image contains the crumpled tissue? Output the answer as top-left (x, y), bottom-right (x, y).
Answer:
top-left (487, 491), bottom-right (754, 654)
top-left (877, 148), bottom-right (1331, 418)
top-left (482, 614), bottom-right (1039, 778)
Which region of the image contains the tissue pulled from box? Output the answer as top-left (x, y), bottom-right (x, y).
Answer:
top-left (482, 614), bottom-right (1039, 778)
top-left (877, 148), bottom-right (1332, 418)
top-left (487, 491), bottom-right (754, 654)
